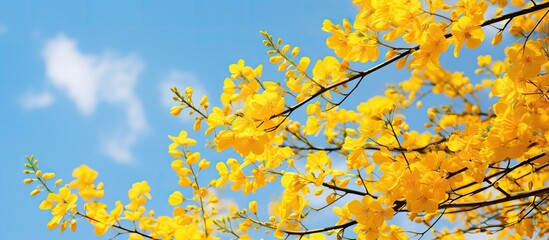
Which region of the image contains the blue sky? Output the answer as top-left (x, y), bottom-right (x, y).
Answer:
top-left (0, 1), bottom-right (512, 239)
top-left (0, 1), bottom-right (359, 239)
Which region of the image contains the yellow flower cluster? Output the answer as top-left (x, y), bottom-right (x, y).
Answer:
top-left (25, 0), bottom-right (549, 239)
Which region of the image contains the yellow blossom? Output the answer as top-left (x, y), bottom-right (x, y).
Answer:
top-left (168, 130), bottom-right (197, 146)
top-left (249, 200), bottom-right (258, 215)
top-left (451, 16), bottom-right (484, 57)
top-left (70, 165), bottom-right (104, 200)
top-left (168, 191), bottom-right (185, 206)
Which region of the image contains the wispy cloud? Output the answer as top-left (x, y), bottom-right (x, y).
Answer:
top-left (42, 35), bottom-right (99, 115)
top-left (159, 70), bottom-right (209, 121)
top-left (41, 33), bottom-right (147, 164)
top-left (20, 90), bottom-right (55, 110)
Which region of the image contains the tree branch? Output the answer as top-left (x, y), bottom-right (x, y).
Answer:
top-left (283, 220), bottom-right (357, 235)
top-left (439, 185), bottom-right (549, 209)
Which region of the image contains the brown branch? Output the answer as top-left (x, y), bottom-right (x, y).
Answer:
top-left (322, 182), bottom-right (367, 196)
top-left (281, 136), bottom-right (447, 153)
top-left (77, 212), bottom-right (156, 240)
top-left (443, 201), bottom-right (531, 214)
top-left (280, 144), bottom-right (341, 152)
top-left (481, 1), bottom-right (549, 26)
top-left (449, 153), bottom-right (546, 193)
top-left (439, 185), bottom-right (549, 209)
top-left (284, 220), bottom-right (357, 235)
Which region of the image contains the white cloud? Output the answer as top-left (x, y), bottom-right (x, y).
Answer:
top-left (41, 33), bottom-right (147, 164)
top-left (159, 70), bottom-right (209, 121)
top-left (20, 90), bottom-right (55, 110)
top-left (43, 35), bottom-right (99, 115)
top-left (103, 132), bottom-right (138, 164)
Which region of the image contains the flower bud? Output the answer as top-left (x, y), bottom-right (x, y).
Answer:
top-left (170, 106), bottom-right (183, 116)
top-left (249, 200), bottom-right (258, 215)
top-left (30, 189), bottom-right (40, 196)
top-left (42, 172), bottom-right (55, 180)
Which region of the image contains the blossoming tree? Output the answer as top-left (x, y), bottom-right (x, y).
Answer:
top-left (24, 0), bottom-right (549, 239)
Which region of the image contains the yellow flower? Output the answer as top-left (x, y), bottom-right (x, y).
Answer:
top-left (304, 116), bottom-right (322, 136)
top-left (207, 106), bottom-right (233, 132)
top-left (456, 0), bottom-right (488, 24)
top-left (185, 152), bottom-right (200, 165)
top-left (173, 225), bottom-right (204, 239)
top-left (87, 201), bottom-right (123, 236)
top-left (39, 186), bottom-right (78, 230)
top-left (249, 200), bottom-right (258, 215)
top-left (231, 117), bottom-right (270, 155)
top-left (168, 142), bottom-right (184, 158)
top-left (198, 159), bottom-right (210, 170)
top-left (168, 130), bottom-right (197, 146)
top-left (380, 224), bottom-right (407, 240)
top-left (176, 168), bottom-right (193, 187)
top-left (70, 165), bottom-right (104, 200)
top-left (349, 195), bottom-right (393, 228)
top-left (312, 56), bottom-right (345, 85)
top-left (214, 129), bottom-right (235, 152)
top-left (322, 19), bottom-right (352, 59)
top-left (305, 151), bottom-right (332, 173)
top-left (405, 186), bottom-right (439, 213)
top-left (229, 59), bottom-right (261, 81)
top-left (128, 181), bottom-right (151, 201)
top-left (506, 41), bottom-right (547, 79)
top-left (411, 24), bottom-right (449, 70)
top-left (229, 59), bottom-right (246, 79)
top-left (215, 162), bottom-right (229, 188)
top-left (347, 32), bottom-right (379, 63)
top-left (477, 55), bottom-right (491, 67)
top-left (168, 191), bottom-right (185, 206)
top-left (126, 181), bottom-right (151, 212)
top-left (228, 158), bottom-right (248, 193)
top-left (221, 78), bottom-right (238, 104)
top-left (333, 204), bottom-right (352, 225)
top-left (244, 90), bottom-right (285, 122)
top-left (354, 222), bottom-right (380, 240)
top-left (451, 16), bottom-right (484, 57)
